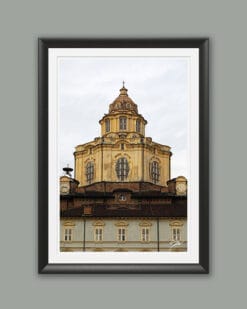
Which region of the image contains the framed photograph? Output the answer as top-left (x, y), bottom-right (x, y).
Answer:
top-left (38, 38), bottom-right (209, 274)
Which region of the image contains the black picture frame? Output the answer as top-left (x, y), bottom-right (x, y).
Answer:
top-left (38, 38), bottom-right (209, 274)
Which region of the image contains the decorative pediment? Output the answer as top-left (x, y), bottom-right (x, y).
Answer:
top-left (84, 156), bottom-right (95, 164)
top-left (150, 156), bottom-right (161, 163)
top-left (139, 221), bottom-right (152, 227)
top-left (115, 220), bottom-right (129, 227)
top-left (113, 152), bottom-right (131, 160)
top-left (169, 220), bottom-right (184, 227)
top-left (63, 221), bottom-right (75, 227)
top-left (93, 220), bottom-right (105, 226)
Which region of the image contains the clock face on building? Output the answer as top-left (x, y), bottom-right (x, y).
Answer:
top-left (119, 194), bottom-right (126, 201)
top-left (176, 183), bottom-right (186, 193)
top-left (60, 183), bottom-right (70, 194)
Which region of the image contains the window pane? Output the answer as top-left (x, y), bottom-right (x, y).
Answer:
top-left (119, 117), bottom-right (127, 130)
top-left (105, 119), bottom-right (110, 132)
top-left (141, 228), bottom-right (149, 241)
top-left (151, 161), bottom-right (160, 183)
top-left (116, 157), bottom-right (129, 180)
top-left (136, 120), bottom-right (140, 132)
top-left (86, 161), bottom-right (94, 183)
top-left (95, 228), bottom-right (103, 241)
top-left (172, 228), bottom-right (181, 241)
top-left (118, 228), bottom-right (126, 241)
top-left (65, 229), bottom-right (72, 241)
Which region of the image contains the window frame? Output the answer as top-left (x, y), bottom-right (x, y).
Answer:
top-left (150, 160), bottom-right (160, 184)
top-left (94, 227), bottom-right (103, 242)
top-left (118, 227), bottom-right (126, 242)
top-left (85, 161), bottom-right (94, 183)
top-left (172, 228), bottom-right (181, 241)
top-left (119, 116), bottom-right (127, 131)
top-left (64, 228), bottom-right (72, 242)
top-left (116, 157), bottom-right (129, 181)
top-left (136, 119), bottom-right (141, 132)
top-left (105, 118), bottom-right (110, 133)
top-left (141, 227), bottom-right (150, 242)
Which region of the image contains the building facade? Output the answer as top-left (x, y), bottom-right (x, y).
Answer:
top-left (60, 84), bottom-right (187, 252)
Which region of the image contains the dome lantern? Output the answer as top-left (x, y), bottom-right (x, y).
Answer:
top-left (109, 82), bottom-right (138, 114)
top-left (119, 81), bottom-right (128, 96)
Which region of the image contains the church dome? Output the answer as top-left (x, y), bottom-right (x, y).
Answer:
top-left (109, 83), bottom-right (138, 114)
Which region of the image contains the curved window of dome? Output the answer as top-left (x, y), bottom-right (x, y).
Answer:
top-left (136, 119), bottom-right (141, 132)
top-left (105, 119), bottom-right (110, 133)
top-left (150, 161), bottom-right (160, 184)
top-left (119, 116), bottom-right (127, 130)
top-left (85, 161), bottom-right (94, 183)
top-left (116, 157), bottom-right (129, 181)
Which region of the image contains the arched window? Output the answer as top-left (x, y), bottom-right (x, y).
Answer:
top-left (85, 161), bottom-right (94, 183)
top-left (105, 119), bottom-right (110, 132)
top-left (150, 161), bottom-right (160, 183)
top-left (116, 157), bottom-right (129, 181)
top-left (136, 119), bottom-right (141, 132)
top-left (119, 116), bottom-right (127, 130)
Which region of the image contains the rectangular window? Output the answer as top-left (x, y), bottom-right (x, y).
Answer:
top-left (105, 119), bottom-right (110, 132)
top-left (136, 119), bottom-right (141, 132)
top-left (95, 228), bottom-right (103, 241)
top-left (119, 117), bottom-right (127, 130)
top-left (141, 228), bottom-right (150, 242)
top-left (64, 228), bottom-right (72, 241)
top-left (116, 157), bottom-right (129, 181)
top-left (118, 228), bottom-right (126, 241)
top-left (151, 161), bottom-right (160, 184)
top-left (172, 228), bottom-right (181, 241)
top-left (86, 161), bottom-right (94, 183)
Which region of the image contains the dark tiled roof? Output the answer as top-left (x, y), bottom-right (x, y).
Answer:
top-left (61, 202), bottom-right (186, 218)
top-left (131, 191), bottom-right (172, 198)
top-left (60, 181), bottom-right (187, 218)
top-left (61, 192), bottom-right (114, 198)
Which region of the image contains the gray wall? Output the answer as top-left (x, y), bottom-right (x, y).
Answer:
top-left (0, 0), bottom-right (246, 308)
top-left (60, 218), bottom-right (187, 251)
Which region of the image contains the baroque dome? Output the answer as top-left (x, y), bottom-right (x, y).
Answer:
top-left (109, 84), bottom-right (138, 114)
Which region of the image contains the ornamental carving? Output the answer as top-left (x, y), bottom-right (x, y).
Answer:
top-left (169, 220), bottom-right (184, 227)
top-left (115, 221), bottom-right (129, 227)
top-left (93, 220), bottom-right (105, 226)
top-left (109, 100), bottom-right (138, 113)
top-left (139, 221), bottom-right (152, 227)
top-left (63, 221), bottom-right (75, 227)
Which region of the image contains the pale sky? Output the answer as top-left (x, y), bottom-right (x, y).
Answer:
top-left (59, 57), bottom-right (188, 179)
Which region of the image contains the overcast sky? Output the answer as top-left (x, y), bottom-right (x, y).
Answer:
top-left (59, 57), bottom-right (188, 179)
